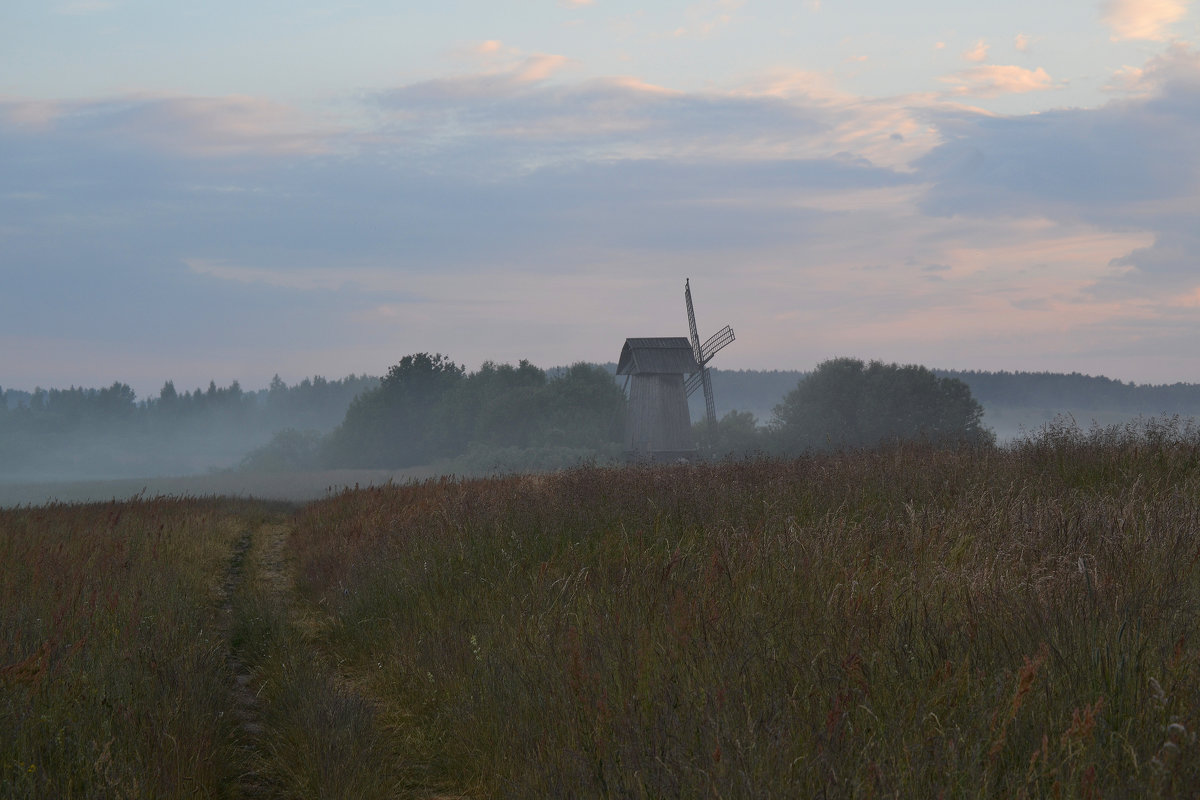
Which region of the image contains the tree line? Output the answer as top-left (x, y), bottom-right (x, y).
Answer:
top-left (9, 352), bottom-right (1200, 482)
top-left (1, 375), bottom-right (377, 428)
top-left (242, 355), bottom-right (991, 472)
top-left (244, 356), bottom-right (627, 472)
top-left (0, 375), bottom-right (378, 481)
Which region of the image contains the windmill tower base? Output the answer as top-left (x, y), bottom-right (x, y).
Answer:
top-left (617, 339), bottom-right (699, 462)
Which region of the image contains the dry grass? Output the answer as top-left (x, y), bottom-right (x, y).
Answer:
top-left (288, 420), bottom-right (1200, 797)
top-left (7, 418), bottom-right (1200, 797)
top-left (0, 498), bottom-right (271, 798)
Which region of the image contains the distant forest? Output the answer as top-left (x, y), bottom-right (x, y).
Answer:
top-left (0, 375), bottom-right (377, 481)
top-left (4, 364), bottom-right (1200, 482)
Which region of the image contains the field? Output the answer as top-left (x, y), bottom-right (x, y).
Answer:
top-left (4, 421), bottom-right (1200, 797)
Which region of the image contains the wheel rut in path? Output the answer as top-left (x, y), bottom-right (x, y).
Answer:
top-left (219, 518), bottom-right (292, 799)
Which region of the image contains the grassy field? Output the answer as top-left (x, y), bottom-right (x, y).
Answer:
top-left (5, 420), bottom-right (1200, 797)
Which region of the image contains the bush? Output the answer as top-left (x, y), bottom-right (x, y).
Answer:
top-left (771, 357), bottom-right (993, 453)
top-left (239, 428), bottom-right (325, 472)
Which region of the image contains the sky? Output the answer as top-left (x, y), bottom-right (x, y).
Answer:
top-left (2, 0), bottom-right (1199, 397)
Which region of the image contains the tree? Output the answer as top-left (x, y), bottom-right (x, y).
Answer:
top-left (445, 359), bottom-right (548, 450)
top-left (695, 410), bottom-right (764, 457)
top-left (324, 353), bottom-right (466, 467)
top-left (239, 428), bottom-right (324, 472)
top-left (538, 363), bottom-right (626, 448)
top-left (770, 357), bottom-right (993, 453)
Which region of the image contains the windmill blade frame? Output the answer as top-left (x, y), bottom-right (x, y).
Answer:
top-left (684, 279), bottom-right (734, 433)
top-left (699, 325), bottom-right (735, 364)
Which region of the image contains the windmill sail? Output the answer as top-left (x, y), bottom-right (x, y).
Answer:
top-left (684, 279), bottom-right (735, 433)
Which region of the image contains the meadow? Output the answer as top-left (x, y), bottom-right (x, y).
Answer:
top-left (4, 419), bottom-right (1200, 797)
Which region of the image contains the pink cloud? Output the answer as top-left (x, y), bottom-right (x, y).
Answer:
top-left (941, 65), bottom-right (1057, 97)
top-left (120, 95), bottom-right (335, 157)
top-left (669, 0), bottom-right (745, 39)
top-left (0, 99), bottom-right (63, 130)
top-left (1, 94), bottom-right (337, 158)
top-left (1101, 0), bottom-right (1191, 41)
top-left (963, 39), bottom-right (990, 63)
top-left (513, 54), bottom-right (571, 83)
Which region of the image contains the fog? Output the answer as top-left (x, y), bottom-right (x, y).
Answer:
top-left (5, 364), bottom-right (1200, 508)
top-left (0, 375), bottom-right (377, 497)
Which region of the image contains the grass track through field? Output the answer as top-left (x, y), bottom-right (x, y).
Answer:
top-left (220, 521), bottom-right (278, 798)
top-left (223, 511), bottom-right (408, 798)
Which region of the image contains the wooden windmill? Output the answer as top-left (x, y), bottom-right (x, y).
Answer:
top-left (617, 279), bottom-right (735, 460)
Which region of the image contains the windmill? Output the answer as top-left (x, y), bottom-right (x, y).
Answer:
top-left (683, 278), bottom-right (735, 434)
top-left (616, 279), bottom-right (734, 461)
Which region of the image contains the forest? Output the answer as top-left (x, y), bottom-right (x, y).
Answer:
top-left (0, 375), bottom-right (376, 481)
top-left (4, 358), bottom-right (1200, 484)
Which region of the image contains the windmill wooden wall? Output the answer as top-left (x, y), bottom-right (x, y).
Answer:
top-left (617, 337), bottom-right (699, 460)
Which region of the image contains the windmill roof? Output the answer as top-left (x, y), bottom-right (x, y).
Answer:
top-left (616, 337), bottom-right (700, 375)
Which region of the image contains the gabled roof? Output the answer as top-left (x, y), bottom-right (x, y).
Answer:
top-left (616, 337), bottom-right (700, 375)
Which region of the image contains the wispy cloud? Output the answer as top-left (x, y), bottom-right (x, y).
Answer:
top-left (1101, 0), bottom-right (1191, 41)
top-left (373, 62), bottom-right (939, 172)
top-left (0, 99), bottom-right (63, 130)
top-left (1, 94), bottom-right (336, 158)
top-left (1014, 33), bottom-right (1031, 53)
top-left (941, 65), bottom-right (1057, 97)
top-left (123, 95), bottom-right (336, 157)
top-left (963, 39), bottom-right (990, 62)
top-left (670, 0), bottom-right (745, 39)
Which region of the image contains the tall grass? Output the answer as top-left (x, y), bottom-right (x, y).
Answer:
top-left (0, 498), bottom-right (258, 798)
top-left (289, 419), bottom-right (1200, 797)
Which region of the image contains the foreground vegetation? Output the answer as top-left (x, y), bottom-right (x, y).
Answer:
top-left (0, 498), bottom-right (282, 796)
top-left (287, 418), bottom-right (1200, 796)
top-left (5, 419), bottom-right (1200, 796)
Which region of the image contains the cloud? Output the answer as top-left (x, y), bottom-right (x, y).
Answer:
top-left (6, 46), bottom-right (1200, 386)
top-left (670, 0), bottom-right (745, 39)
top-left (1014, 33), bottom-right (1031, 53)
top-left (560, 0), bottom-right (595, 5)
top-left (963, 39), bottom-right (990, 63)
top-left (122, 95), bottom-right (336, 157)
top-left (918, 45), bottom-right (1200, 307)
top-left (0, 94), bottom-right (335, 158)
top-left (940, 65), bottom-right (1057, 97)
top-left (1101, 0), bottom-right (1191, 41)
top-left (0, 99), bottom-right (63, 130)
top-left (1105, 40), bottom-right (1200, 95)
top-left (371, 64), bottom-right (943, 174)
